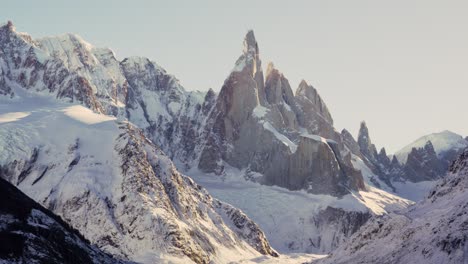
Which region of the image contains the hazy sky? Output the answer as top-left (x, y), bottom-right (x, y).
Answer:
top-left (3, 0), bottom-right (467, 153)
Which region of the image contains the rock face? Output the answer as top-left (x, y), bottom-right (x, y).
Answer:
top-left (403, 141), bottom-right (446, 182)
top-left (357, 122), bottom-right (379, 164)
top-left (0, 177), bottom-right (121, 264)
top-left (198, 30), bottom-right (365, 196)
top-left (316, 148), bottom-right (468, 264)
top-left (0, 98), bottom-right (276, 263)
top-left (311, 207), bottom-right (372, 252)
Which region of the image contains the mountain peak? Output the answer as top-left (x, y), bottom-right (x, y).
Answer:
top-left (266, 61), bottom-right (275, 75)
top-left (358, 121), bottom-right (369, 141)
top-left (298, 79), bottom-right (309, 89)
top-left (296, 80), bottom-right (312, 97)
top-left (243, 30), bottom-right (258, 55)
top-left (1, 20), bottom-right (15, 32)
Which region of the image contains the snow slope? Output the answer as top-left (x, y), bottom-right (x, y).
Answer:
top-left (395, 130), bottom-right (468, 164)
top-left (188, 166), bottom-right (411, 254)
top-left (0, 92), bottom-right (276, 263)
top-left (351, 154), bottom-right (436, 201)
top-left (315, 148), bottom-right (468, 264)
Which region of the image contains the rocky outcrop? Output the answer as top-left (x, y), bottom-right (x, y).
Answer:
top-left (0, 177), bottom-right (121, 264)
top-left (357, 121), bottom-right (379, 164)
top-left (403, 141), bottom-right (446, 182)
top-left (295, 80), bottom-right (337, 140)
top-left (311, 207), bottom-right (372, 253)
top-left (341, 129), bottom-right (362, 157)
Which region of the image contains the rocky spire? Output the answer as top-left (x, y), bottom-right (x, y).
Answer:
top-left (243, 30), bottom-right (259, 56)
top-left (404, 140), bottom-right (445, 181)
top-left (295, 80), bottom-right (333, 125)
top-left (423, 140), bottom-right (436, 155)
top-left (391, 155), bottom-right (401, 167)
top-left (378, 147), bottom-right (391, 167)
top-left (1, 20), bottom-right (15, 32)
top-left (198, 30), bottom-right (266, 173)
top-left (358, 121), bottom-right (378, 161)
top-left (264, 62), bottom-right (294, 105)
top-left (341, 128), bottom-right (362, 157)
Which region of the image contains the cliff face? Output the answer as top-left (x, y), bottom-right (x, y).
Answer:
top-left (198, 31), bottom-right (365, 196)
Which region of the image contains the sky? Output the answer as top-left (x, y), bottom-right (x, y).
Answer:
top-left (3, 0), bottom-right (468, 153)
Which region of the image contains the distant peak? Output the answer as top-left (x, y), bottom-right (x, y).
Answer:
top-left (379, 147), bottom-right (387, 156)
top-left (265, 62), bottom-right (277, 77)
top-left (266, 61), bottom-right (275, 71)
top-left (243, 30), bottom-right (258, 55)
top-left (298, 79), bottom-right (309, 88)
top-left (424, 140), bottom-right (435, 150)
top-left (341, 128), bottom-right (351, 135)
top-left (360, 121), bottom-right (368, 129)
top-left (1, 20), bottom-right (15, 32)
top-left (358, 121), bottom-right (371, 143)
top-left (296, 79), bottom-right (320, 100)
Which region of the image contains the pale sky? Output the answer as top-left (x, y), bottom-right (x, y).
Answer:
top-left (3, 0), bottom-right (467, 153)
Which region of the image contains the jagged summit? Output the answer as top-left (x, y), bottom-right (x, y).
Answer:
top-left (357, 121), bottom-right (376, 158)
top-left (243, 30), bottom-right (258, 55)
top-left (395, 130), bottom-right (468, 164)
top-left (265, 61), bottom-right (276, 76)
top-left (1, 20), bottom-right (15, 31)
top-left (296, 79), bottom-right (310, 93)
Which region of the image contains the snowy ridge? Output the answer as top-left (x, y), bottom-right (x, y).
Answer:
top-left (395, 130), bottom-right (468, 164)
top-left (0, 95), bottom-right (276, 263)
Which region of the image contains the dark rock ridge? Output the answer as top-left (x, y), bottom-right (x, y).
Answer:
top-left (315, 148), bottom-right (468, 264)
top-left (0, 177), bottom-right (123, 264)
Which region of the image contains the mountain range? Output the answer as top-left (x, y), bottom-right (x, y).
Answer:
top-left (0, 21), bottom-right (466, 263)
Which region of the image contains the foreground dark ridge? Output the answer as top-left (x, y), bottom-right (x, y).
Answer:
top-left (0, 177), bottom-right (124, 264)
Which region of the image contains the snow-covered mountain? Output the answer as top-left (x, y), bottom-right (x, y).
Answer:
top-left (344, 122), bottom-right (467, 201)
top-left (395, 130), bottom-right (468, 164)
top-left (0, 93), bottom-right (276, 263)
top-left (0, 177), bottom-right (123, 264)
top-left (315, 148), bottom-right (468, 264)
top-left (0, 21), bottom-right (213, 171)
top-left (0, 21), bottom-right (416, 258)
